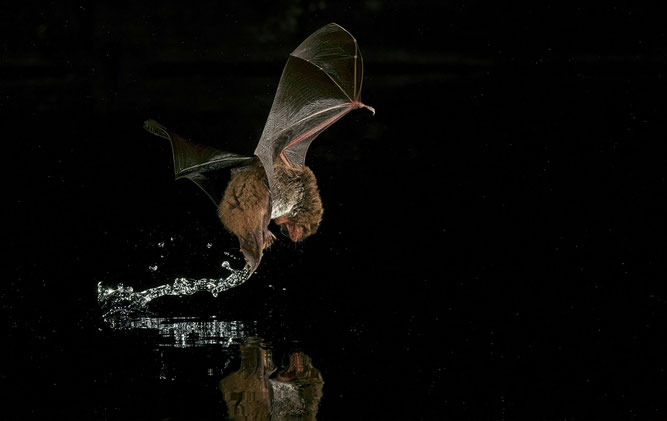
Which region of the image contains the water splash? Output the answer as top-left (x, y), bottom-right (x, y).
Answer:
top-left (98, 261), bottom-right (251, 318)
top-left (105, 316), bottom-right (253, 348)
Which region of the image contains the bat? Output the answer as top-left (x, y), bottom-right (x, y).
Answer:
top-left (144, 23), bottom-right (374, 276)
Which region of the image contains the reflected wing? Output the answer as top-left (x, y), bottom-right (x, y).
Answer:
top-left (144, 119), bottom-right (255, 205)
top-left (254, 23), bottom-right (373, 191)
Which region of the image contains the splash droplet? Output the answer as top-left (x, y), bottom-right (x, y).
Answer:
top-left (99, 261), bottom-right (251, 318)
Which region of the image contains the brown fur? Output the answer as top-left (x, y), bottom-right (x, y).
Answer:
top-left (219, 162), bottom-right (323, 248)
top-left (218, 163), bottom-right (272, 245)
top-left (274, 164), bottom-right (323, 238)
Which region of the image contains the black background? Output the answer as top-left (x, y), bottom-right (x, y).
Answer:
top-left (4, 1), bottom-right (666, 419)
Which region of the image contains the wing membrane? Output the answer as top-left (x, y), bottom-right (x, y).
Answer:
top-left (144, 119), bottom-right (255, 205)
top-left (254, 23), bottom-right (370, 192)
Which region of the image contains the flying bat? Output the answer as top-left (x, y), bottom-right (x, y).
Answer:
top-left (144, 23), bottom-right (374, 276)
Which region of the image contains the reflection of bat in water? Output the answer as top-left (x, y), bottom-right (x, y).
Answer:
top-left (144, 23), bottom-right (374, 275)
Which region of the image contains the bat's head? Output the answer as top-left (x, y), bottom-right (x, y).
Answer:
top-left (272, 165), bottom-right (323, 242)
top-left (274, 216), bottom-right (319, 242)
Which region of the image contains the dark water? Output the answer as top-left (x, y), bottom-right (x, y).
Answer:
top-left (5, 2), bottom-right (667, 420)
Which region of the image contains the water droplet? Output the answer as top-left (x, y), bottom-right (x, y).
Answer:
top-left (99, 262), bottom-right (252, 318)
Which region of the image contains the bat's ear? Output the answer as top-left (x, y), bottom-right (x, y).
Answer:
top-left (143, 119), bottom-right (171, 140)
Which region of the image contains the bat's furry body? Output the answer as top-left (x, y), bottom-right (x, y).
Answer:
top-left (218, 163), bottom-right (323, 251)
top-left (270, 164), bottom-right (323, 240)
top-left (146, 23), bottom-right (371, 275)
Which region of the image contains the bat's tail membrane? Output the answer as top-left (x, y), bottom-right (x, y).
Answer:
top-left (143, 119), bottom-right (170, 140)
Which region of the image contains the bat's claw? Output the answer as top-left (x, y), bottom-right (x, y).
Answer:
top-left (266, 231), bottom-right (277, 249)
top-left (359, 102), bottom-right (375, 115)
top-left (241, 248), bottom-right (262, 276)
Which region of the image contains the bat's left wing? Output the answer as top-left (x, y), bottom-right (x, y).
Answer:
top-left (253, 23), bottom-right (374, 193)
top-left (144, 119), bottom-right (255, 206)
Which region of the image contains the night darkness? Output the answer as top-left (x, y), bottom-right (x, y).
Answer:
top-left (4, 1), bottom-right (666, 420)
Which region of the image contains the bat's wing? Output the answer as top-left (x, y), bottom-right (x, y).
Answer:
top-left (144, 119), bottom-right (255, 206)
top-left (253, 23), bottom-right (374, 192)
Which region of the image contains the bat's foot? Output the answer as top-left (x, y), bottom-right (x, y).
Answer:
top-left (264, 230), bottom-right (276, 250)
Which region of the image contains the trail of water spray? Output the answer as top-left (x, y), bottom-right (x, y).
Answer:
top-left (98, 261), bottom-right (251, 318)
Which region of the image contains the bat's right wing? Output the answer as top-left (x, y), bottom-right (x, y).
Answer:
top-left (144, 119), bottom-right (255, 206)
top-left (253, 23), bottom-right (374, 193)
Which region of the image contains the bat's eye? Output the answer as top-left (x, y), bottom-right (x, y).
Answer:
top-left (280, 224), bottom-right (290, 238)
